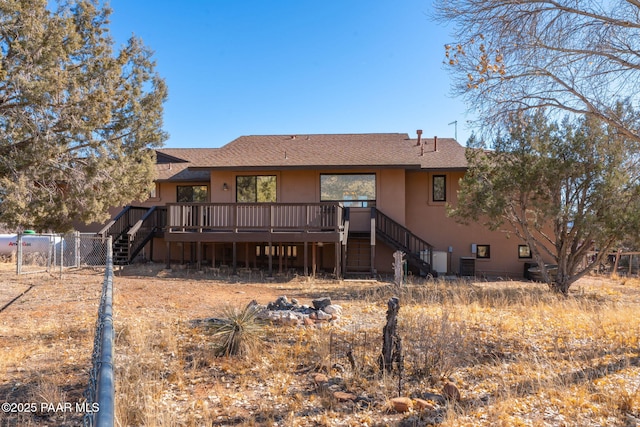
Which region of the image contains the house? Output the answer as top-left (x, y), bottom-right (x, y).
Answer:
top-left (99, 131), bottom-right (538, 278)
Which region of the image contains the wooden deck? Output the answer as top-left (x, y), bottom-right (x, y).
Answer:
top-left (165, 202), bottom-right (345, 243)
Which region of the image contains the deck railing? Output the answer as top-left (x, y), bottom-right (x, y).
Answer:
top-left (166, 202), bottom-right (344, 233)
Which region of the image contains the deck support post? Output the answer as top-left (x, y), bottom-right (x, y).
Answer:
top-left (232, 241), bottom-right (237, 275)
top-left (268, 241), bottom-right (273, 277)
top-left (312, 242), bottom-right (317, 277)
top-left (197, 242), bottom-right (202, 270)
top-left (211, 243), bottom-right (216, 267)
top-left (284, 244), bottom-right (288, 271)
top-left (165, 241), bottom-right (171, 269)
top-left (304, 241), bottom-right (308, 276)
top-left (245, 243), bottom-right (250, 268)
top-left (341, 240), bottom-right (347, 279)
top-left (278, 243), bottom-right (283, 274)
top-left (336, 242), bottom-right (342, 279)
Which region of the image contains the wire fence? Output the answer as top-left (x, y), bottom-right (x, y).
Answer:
top-left (12, 232), bottom-right (110, 275)
top-left (83, 236), bottom-right (114, 427)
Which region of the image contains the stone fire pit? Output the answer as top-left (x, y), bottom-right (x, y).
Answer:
top-left (254, 296), bottom-right (342, 327)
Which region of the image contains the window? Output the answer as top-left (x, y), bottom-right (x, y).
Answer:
top-left (177, 185), bottom-right (208, 202)
top-left (433, 175), bottom-right (446, 202)
top-left (149, 183), bottom-right (158, 199)
top-left (476, 244), bottom-right (490, 259)
top-left (236, 175), bottom-right (276, 203)
top-left (320, 174), bottom-right (375, 207)
top-left (518, 245), bottom-right (532, 259)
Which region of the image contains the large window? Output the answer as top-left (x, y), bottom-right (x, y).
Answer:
top-left (177, 185), bottom-right (208, 202)
top-left (320, 174), bottom-right (375, 207)
top-left (236, 175), bottom-right (276, 203)
top-left (433, 175), bottom-right (446, 202)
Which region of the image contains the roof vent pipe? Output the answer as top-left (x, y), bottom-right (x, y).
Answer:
top-left (416, 129), bottom-right (422, 146)
top-left (434, 136), bottom-right (438, 152)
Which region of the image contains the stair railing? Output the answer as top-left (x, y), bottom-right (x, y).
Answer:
top-left (374, 208), bottom-right (434, 274)
top-left (127, 206), bottom-right (167, 262)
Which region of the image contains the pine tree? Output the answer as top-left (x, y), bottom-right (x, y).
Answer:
top-left (0, 0), bottom-right (167, 231)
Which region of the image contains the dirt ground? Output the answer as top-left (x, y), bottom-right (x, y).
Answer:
top-left (0, 263), bottom-right (377, 426)
top-left (1, 262), bottom-right (639, 426)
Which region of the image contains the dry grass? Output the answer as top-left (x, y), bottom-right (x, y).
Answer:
top-left (2, 263), bottom-right (640, 426)
top-left (0, 267), bottom-right (101, 426)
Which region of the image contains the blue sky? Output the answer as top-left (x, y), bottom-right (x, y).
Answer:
top-left (106, 1), bottom-right (472, 148)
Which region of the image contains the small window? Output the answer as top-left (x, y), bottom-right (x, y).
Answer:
top-left (149, 183), bottom-right (158, 199)
top-left (177, 185), bottom-right (208, 202)
top-left (476, 244), bottom-right (490, 259)
top-left (518, 245), bottom-right (532, 259)
top-left (433, 175), bottom-right (446, 202)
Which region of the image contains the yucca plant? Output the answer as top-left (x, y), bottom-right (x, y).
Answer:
top-left (208, 303), bottom-right (265, 357)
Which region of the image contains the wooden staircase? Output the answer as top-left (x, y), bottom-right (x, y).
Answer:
top-left (99, 205), bottom-right (166, 265)
top-left (345, 233), bottom-right (372, 275)
top-left (113, 232), bottom-right (131, 265)
top-left (374, 208), bottom-right (434, 276)
top-left (341, 207), bottom-right (434, 277)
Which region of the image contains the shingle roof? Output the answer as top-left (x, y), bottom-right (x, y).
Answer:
top-left (154, 148), bottom-right (213, 181)
top-left (186, 133), bottom-right (467, 170)
top-left (155, 133), bottom-right (467, 180)
top-left (410, 137), bottom-right (468, 170)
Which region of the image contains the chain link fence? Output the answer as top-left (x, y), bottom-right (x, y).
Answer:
top-left (12, 232), bottom-right (109, 275)
top-left (83, 236), bottom-right (114, 427)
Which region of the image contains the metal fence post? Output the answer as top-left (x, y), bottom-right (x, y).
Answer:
top-left (16, 233), bottom-right (22, 275)
top-left (60, 236), bottom-right (64, 276)
top-left (75, 231), bottom-right (81, 268)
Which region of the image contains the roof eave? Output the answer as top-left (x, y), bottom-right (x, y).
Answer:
top-left (188, 164), bottom-right (424, 171)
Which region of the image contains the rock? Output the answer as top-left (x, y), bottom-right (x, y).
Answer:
top-left (281, 312), bottom-right (302, 326)
top-left (442, 382), bottom-right (461, 402)
top-left (315, 310), bottom-right (333, 321)
top-left (267, 295), bottom-right (293, 311)
top-left (259, 310), bottom-right (302, 326)
top-left (303, 317), bottom-right (315, 327)
top-left (312, 297), bottom-right (332, 310)
top-left (333, 391), bottom-right (356, 402)
top-left (313, 373), bottom-right (328, 385)
top-left (323, 304), bottom-right (342, 315)
top-left (414, 398), bottom-right (435, 411)
top-left (390, 397), bottom-right (413, 413)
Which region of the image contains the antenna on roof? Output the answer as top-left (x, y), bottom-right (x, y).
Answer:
top-left (448, 120), bottom-right (458, 141)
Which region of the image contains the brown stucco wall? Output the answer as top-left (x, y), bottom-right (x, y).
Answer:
top-left (120, 166), bottom-right (552, 278)
top-left (404, 170), bottom-right (547, 278)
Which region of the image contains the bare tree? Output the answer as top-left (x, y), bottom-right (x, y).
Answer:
top-left (434, 0), bottom-right (640, 141)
